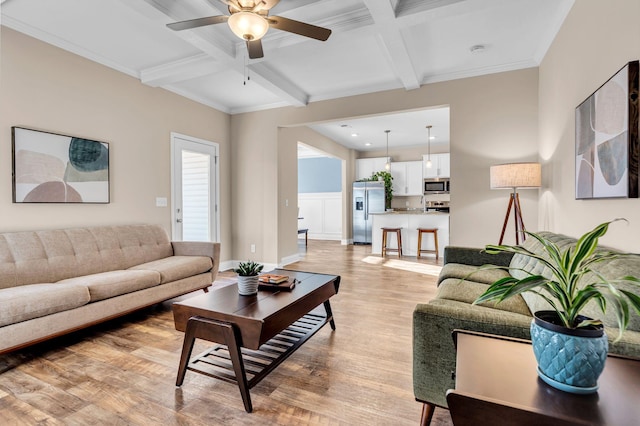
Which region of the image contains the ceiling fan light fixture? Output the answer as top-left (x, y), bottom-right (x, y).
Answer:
top-left (228, 11), bottom-right (269, 41)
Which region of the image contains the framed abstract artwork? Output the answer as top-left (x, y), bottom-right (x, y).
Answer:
top-left (12, 127), bottom-right (110, 203)
top-left (575, 60), bottom-right (639, 199)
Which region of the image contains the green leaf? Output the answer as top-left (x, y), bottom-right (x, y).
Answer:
top-left (621, 289), bottom-right (640, 315)
top-left (473, 276), bottom-right (520, 304)
top-left (575, 318), bottom-right (603, 328)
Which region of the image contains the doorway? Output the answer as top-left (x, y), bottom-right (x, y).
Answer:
top-left (171, 132), bottom-right (220, 242)
top-left (297, 143), bottom-right (343, 243)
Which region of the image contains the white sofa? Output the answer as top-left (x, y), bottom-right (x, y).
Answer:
top-left (0, 224), bottom-right (220, 353)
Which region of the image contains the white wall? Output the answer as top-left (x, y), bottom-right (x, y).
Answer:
top-left (538, 0), bottom-right (640, 250)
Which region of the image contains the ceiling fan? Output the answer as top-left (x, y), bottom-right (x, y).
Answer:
top-left (166, 0), bottom-right (332, 59)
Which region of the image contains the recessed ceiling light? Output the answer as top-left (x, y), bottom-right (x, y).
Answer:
top-left (351, 133), bottom-right (358, 137)
top-left (429, 136), bottom-right (436, 140)
top-left (470, 44), bottom-right (486, 54)
top-left (365, 142), bottom-right (371, 146)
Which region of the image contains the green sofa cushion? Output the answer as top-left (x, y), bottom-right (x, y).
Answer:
top-left (437, 277), bottom-right (532, 316)
top-left (438, 263), bottom-right (510, 286)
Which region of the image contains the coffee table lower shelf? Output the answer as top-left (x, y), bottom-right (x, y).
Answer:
top-left (176, 312), bottom-right (331, 412)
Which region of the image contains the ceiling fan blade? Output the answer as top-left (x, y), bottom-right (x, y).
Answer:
top-left (247, 39), bottom-right (264, 59)
top-left (167, 15), bottom-right (229, 31)
top-left (268, 16), bottom-right (331, 41)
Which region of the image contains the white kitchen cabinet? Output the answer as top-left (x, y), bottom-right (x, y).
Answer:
top-left (423, 153), bottom-right (450, 178)
top-left (356, 157), bottom-right (391, 180)
top-left (390, 161), bottom-right (423, 195)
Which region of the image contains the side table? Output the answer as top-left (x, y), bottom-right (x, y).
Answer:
top-left (446, 330), bottom-right (640, 426)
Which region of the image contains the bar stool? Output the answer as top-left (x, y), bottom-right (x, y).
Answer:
top-left (417, 228), bottom-right (439, 260)
top-left (381, 227), bottom-right (403, 258)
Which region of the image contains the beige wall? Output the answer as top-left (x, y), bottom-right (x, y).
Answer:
top-left (538, 0), bottom-right (640, 250)
top-left (1, 26), bottom-right (543, 268)
top-left (279, 126), bottom-right (354, 259)
top-left (232, 68), bottom-right (539, 264)
top-left (0, 28), bottom-right (233, 261)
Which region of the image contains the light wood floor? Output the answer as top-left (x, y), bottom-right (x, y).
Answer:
top-left (0, 240), bottom-right (453, 425)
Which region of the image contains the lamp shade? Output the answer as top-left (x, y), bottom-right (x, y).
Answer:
top-left (228, 11), bottom-right (269, 41)
top-left (490, 162), bottom-right (541, 189)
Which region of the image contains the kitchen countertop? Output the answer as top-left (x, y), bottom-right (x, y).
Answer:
top-left (370, 210), bottom-right (450, 257)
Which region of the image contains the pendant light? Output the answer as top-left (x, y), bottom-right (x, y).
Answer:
top-left (426, 125), bottom-right (433, 168)
top-left (384, 130), bottom-right (391, 170)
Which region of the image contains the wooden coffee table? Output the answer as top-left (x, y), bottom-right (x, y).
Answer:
top-left (446, 330), bottom-right (640, 425)
top-left (172, 269), bottom-right (340, 413)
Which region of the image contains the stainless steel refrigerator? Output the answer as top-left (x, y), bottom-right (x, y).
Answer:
top-left (353, 181), bottom-right (385, 244)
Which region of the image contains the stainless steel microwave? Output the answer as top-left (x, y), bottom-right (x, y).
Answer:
top-left (424, 178), bottom-right (450, 194)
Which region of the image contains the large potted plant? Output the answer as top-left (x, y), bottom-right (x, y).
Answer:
top-left (474, 219), bottom-right (640, 393)
top-left (234, 260), bottom-right (264, 295)
top-left (370, 171), bottom-right (393, 210)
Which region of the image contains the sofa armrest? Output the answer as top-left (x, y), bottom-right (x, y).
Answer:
top-left (172, 241), bottom-right (221, 278)
top-left (413, 299), bottom-right (531, 408)
top-left (444, 246), bottom-right (514, 267)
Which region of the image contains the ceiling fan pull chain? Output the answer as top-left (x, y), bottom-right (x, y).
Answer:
top-left (242, 51), bottom-right (251, 86)
top-left (244, 52), bottom-right (248, 85)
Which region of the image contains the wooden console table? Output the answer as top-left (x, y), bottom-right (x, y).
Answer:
top-left (446, 330), bottom-right (640, 425)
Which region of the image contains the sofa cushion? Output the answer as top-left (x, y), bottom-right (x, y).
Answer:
top-left (438, 263), bottom-right (510, 286)
top-left (0, 225), bottom-right (174, 288)
top-left (437, 278), bottom-right (532, 316)
top-left (590, 256), bottom-right (640, 332)
top-left (0, 283), bottom-right (90, 327)
top-left (130, 256), bottom-right (212, 284)
top-left (59, 270), bottom-right (161, 302)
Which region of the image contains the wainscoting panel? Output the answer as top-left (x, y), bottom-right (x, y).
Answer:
top-left (298, 192), bottom-right (342, 241)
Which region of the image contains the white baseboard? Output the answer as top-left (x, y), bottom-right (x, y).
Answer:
top-left (280, 253), bottom-right (302, 267)
top-left (306, 233), bottom-right (341, 241)
top-left (222, 260), bottom-right (278, 273)
top-left (342, 239), bottom-right (352, 245)
top-left (218, 260), bottom-right (234, 272)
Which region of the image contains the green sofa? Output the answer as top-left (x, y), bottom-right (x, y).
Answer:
top-left (412, 232), bottom-right (640, 425)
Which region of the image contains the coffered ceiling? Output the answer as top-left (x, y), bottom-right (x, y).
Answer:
top-left (1, 0), bottom-right (573, 117)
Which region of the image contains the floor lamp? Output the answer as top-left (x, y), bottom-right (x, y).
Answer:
top-left (490, 162), bottom-right (541, 245)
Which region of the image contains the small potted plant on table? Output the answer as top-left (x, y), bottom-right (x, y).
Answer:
top-left (234, 260), bottom-right (264, 295)
top-left (474, 219), bottom-right (640, 393)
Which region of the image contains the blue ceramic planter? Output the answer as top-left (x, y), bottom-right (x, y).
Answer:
top-left (530, 311), bottom-right (608, 394)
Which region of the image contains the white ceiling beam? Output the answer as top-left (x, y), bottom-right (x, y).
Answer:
top-left (396, 0), bottom-right (468, 19)
top-left (362, 0), bottom-right (420, 90)
top-left (375, 28), bottom-right (420, 90)
top-left (361, 0), bottom-right (396, 23)
top-left (247, 63), bottom-right (308, 107)
top-left (140, 54), bottom-right (226, 87)
top-left (126, 0), bottom-right (311, 105)
top-left (126, 0), bottom-right (236, 60)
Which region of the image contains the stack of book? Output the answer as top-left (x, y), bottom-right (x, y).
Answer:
top-left (258, 274), bottom-right (295, 291)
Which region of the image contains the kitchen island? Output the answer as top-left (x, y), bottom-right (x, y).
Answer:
top-left (371, 211), bottom-right (449, 258)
